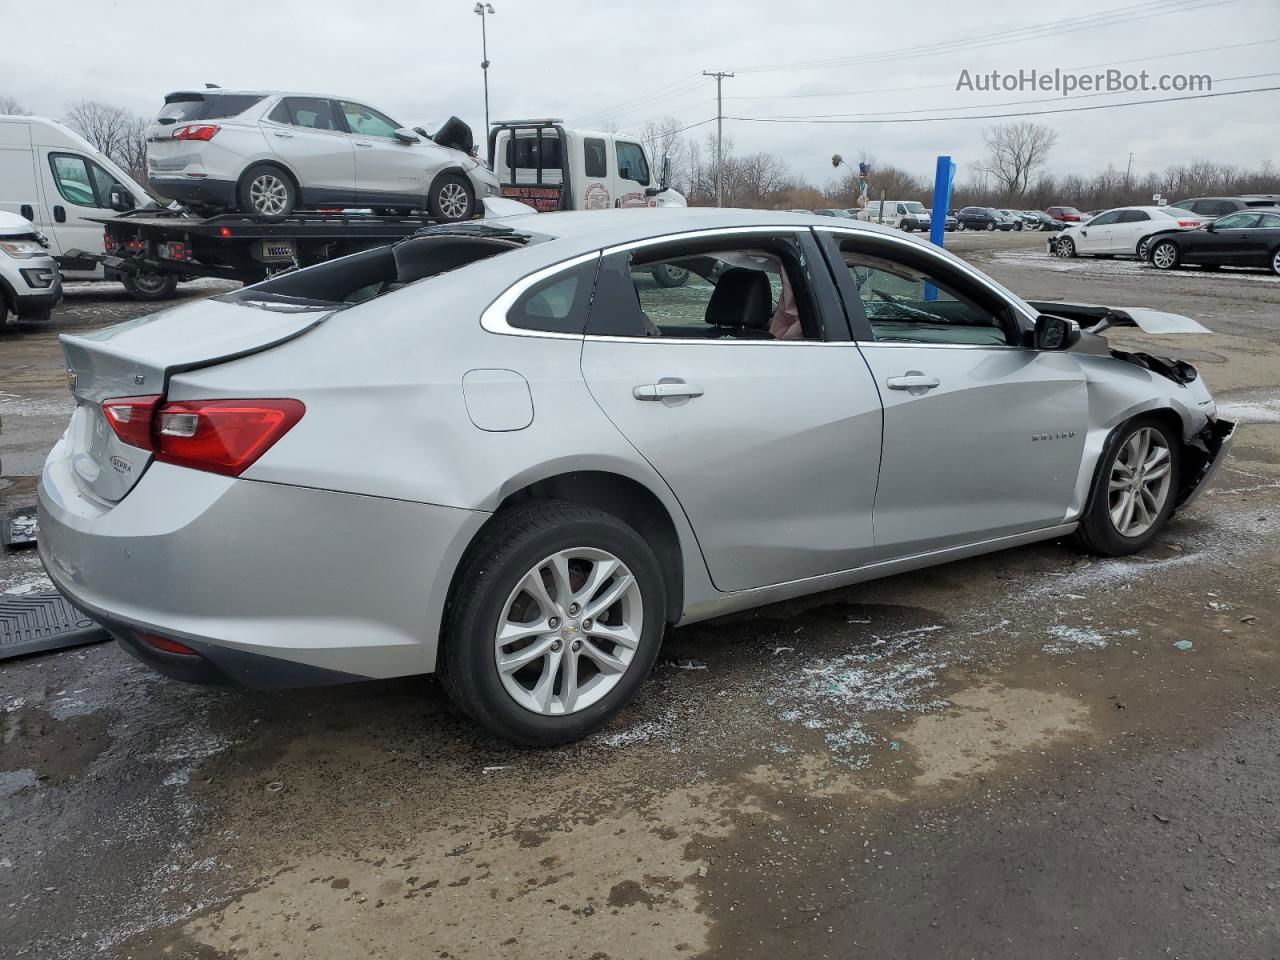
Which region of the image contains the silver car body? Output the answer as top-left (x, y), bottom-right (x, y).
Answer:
top-left (38, 208), bottom-right (1232, 686)
top-left (0, 210), bottom-right (61, 321)
top-left (145, 89), bottom-right (499, 212)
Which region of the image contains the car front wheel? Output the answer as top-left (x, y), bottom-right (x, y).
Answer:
top-left (956, 221), bottom-right (966, 231)
top-left (986, 221), bottom-right (996, 231)
top-left (1054, 237), bottom-right (1076, 258)
top-left (1150, 240), bottom-right (1180, 270)
top-left (440, 501), bottom-right (667, 746)
top-left (1074, 418), bottom-right (1180, 555)
top-left (1271, 247), bottom-right (1280, 277)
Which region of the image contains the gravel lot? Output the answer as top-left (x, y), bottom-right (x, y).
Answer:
top-left (2, 232), bottom-right (1278, 959)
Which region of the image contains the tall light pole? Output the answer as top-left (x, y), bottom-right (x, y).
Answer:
top-left (703, 70), bottom-right (734, 207)
top-left (474, 3), bottom-right (495, 134)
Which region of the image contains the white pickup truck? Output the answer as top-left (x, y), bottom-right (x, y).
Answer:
top-left (489, 120), bottom-right (685, 213)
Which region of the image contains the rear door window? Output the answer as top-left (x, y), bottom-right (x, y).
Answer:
top-left (278, 98), bottom-right (340, 131)
top-left (584, 137), bottom-right (607, 178)
top-left (506, 258), bottom-right (598, 334)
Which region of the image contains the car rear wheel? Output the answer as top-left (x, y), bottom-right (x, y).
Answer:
top-left (439, 501), bottom-right (667, 746)
top-left (1136, 237), bottom-right (1152, 260)
top-left (651, 264), bottom-right (689, 288)
top-left (1074, 417), bottom-right (1180, 556)
top-left (1150, 240), bottom-right (1180, 270)
top-left (986, 221), bottom-right (996, 231)
top-left (956, 221), bottom-right (966, 231)
top-left (239, 165), bottom-right (296, 218)
top-left (1054, 237), bottom-right (1076, 258)
top-left (428, 174), bottom-right (475, 222)
top-left (122, 272), bottom-right (179, 301)
top-left (1270, 248), bottom-right (1280, 276)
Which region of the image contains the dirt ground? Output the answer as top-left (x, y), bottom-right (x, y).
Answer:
top-left (2, 233), bottom-right (1278, 960)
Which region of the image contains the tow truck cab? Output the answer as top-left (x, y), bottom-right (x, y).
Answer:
top-left (488, 120), bottom-right (685, 212)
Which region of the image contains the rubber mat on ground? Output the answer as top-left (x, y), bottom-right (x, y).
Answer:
top-left (0, 592), bottom-right (110, 660)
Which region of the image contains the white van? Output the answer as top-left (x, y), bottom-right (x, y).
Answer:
top-left (0, 116), bottom-right (177, 299)
top-left (489, 120), bottom-right (685, 212)
top-left (858, 200), bottom-right (931, 232)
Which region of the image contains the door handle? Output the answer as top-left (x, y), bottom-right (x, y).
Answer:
top-left (633, 381), bottom-right (704, 401)
top-left (273, 131), bottom-right (293, 138)
top-left (886, 373), bottom-right (939, 392)
top-left (355, 141), bottom-right (373, 148)
top-left (53, 205), bottom-right (66, 223)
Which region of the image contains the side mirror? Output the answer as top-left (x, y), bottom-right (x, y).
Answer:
top-left (109, 185), bottom-right (135, 213)
top-left (393, 127), bottom-right (421, 144)
top-left (1204, 221), bottom-right (1217, 232)
top-left (1034, 314), bottom-right (1081, 351)
top-left (660, 155), bottom-right (671, 191)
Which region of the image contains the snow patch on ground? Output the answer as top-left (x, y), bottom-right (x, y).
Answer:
top-left (1218, 397), bottom-right (1280, 424)
top-left (1041, 624), bottom-right (1138, 655)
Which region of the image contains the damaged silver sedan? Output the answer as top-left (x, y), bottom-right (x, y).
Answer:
top-left (38, 208), bottom-right (1235, 745)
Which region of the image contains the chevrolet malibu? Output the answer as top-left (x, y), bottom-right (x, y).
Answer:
top-left (38, 208), bottom-right (1235, 745)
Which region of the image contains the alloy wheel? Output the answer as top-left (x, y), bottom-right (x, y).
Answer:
top-left (1137, 238), bottom-right (1150, 260)
top-left (1272, 249), bottom-right (1280, 276)
top-left (1108, 427), bottom-right (1172, 538)
top-left (1055, 238), bottom-right (1075, 258)
top-left (249, 174), bottom-right (289, 216)
top-left (1151, 242), bottom-right (1178, 269)
top-left (438, 182), bottom-right (470, 219)
top-left (495, 548), bottom-right (643, 716)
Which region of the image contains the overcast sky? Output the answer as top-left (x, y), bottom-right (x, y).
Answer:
top-left (4, 0), bottom-right (1278, 189)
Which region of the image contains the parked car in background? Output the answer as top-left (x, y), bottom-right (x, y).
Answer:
top-left (1168, 196), bottom-right (1280, 221)
top-left (0, 210), bottom-right (61, 327)
top-left (38, 207), bottom-right (1233, 745)
top-left (997, 209), bottom-right (1033, 231)
top-left (813, 208), bottom-right (855, 218)
top-left (1026, 211), bottom-right (1066, 231)
top-left (859, 200), bottom-right (930, 231)
top-left (956, 206), bottom-right (1015, 231)
top-left (1050, 206), bottom-right (1204, 260)
top-left (0, 115), bottom-right (177, 299)
top-left (1147, 208), bottom-right (1280, 275)
top-left (1046, 205), bottom-right (1085, 223)
top-left (145, 89), bottom-right (499, 220)
top-left (928, 209), bottom-right (958, 231)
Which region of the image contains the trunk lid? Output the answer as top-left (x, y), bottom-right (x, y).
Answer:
top-left (61, 296), bottom-right (327, 503)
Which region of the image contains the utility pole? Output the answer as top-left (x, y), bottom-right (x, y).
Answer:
top-left (474, 3), bottom-right (495, 134)
top-left (703, 70), bottom-right (734, 207)
top-left (1125, 151), bottom-right (1134, 187)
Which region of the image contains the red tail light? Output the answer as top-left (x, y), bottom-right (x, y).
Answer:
top-left (142, 633), bottom-right (199, 656)
top-left (173, 124), bottom-right (220, 141)
top-left (1178, 220), bottom-right (1200, 228)
top-left (102, 395), bottom-right (161, 449)
top-left (101, 397), bottom-right (304, 476)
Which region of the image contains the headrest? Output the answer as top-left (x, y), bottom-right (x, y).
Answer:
top-left (706, 267), bottom-right (772, 331)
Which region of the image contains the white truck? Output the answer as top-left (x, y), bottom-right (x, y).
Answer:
top-left (489, 120), bottom-right (685, 213)
top-left (0, 115), bottom-right (181, 299)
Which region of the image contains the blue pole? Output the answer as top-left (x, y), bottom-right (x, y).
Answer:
top-left (929, 155), bottom-right (956, 249)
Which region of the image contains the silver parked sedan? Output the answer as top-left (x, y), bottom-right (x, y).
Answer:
top-left (38, 208), bottom-right (1234, 745)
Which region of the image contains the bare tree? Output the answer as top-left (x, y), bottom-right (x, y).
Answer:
top-left (0, 95), bottom-right (30, 115)
top-left (638, 117), bottom-right (688, 189)
top-left (982, 121), bottom-right (1058, 197)
top-left (63, 99), bottom-right (149, 181)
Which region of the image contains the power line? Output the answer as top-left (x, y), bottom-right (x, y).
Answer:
top-left (749, 72), bottom-right (1280, 120)
top-left (726, 84), bottom-right (1280, 124)
top-left (572, 73), bottom-right (703, 126)
top-left (723, 37), bottom-right (1280, 102)
top-left (731, 0), bottom-right (1233, 74)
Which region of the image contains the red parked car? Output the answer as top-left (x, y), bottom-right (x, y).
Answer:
top-left (1046, 206), bottom-right (1084, 222)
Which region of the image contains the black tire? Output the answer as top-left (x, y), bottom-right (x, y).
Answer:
top-left (1014, 221), bottom-right (1023, 231)
top-left (439, 501), bottom-right (668, 747)
top-left (1073, 416), bottom-right (1181, 556)
top-left (427, 173), bottom-right (475, 222)
top-left (986, 221), bottom-right (996, 231)
top-left (1054, 237), bottom-right (1077, 258)
top-left (1136, 236), bottom-right (1152, 261)
top-left (237, 163), bottom-right (297, 218)
top-left (1150, 239), bottom-right (1181, 271)
top-left (956, 221), bottom-right (966, 231)
top-left (650, 264), bottom-right (689, 288)
top-left (0, 295), bottom-right (13, 331)
top-left (1271, 247), bottom-right (1280, 277)
top-left (122, 272), bottom-right (179, 301)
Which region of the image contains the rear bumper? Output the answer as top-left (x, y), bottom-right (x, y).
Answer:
top-left (148, 176), bottom-right (238, 209)
top-left (38, 440), bottom-right (488, 687)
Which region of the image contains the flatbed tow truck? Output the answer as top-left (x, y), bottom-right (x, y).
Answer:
top-left (72, 207), bottom-right (446, 288)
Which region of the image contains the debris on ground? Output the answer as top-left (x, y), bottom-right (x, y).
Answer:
top-left (1172, 640), bottom-right (1195, 651)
